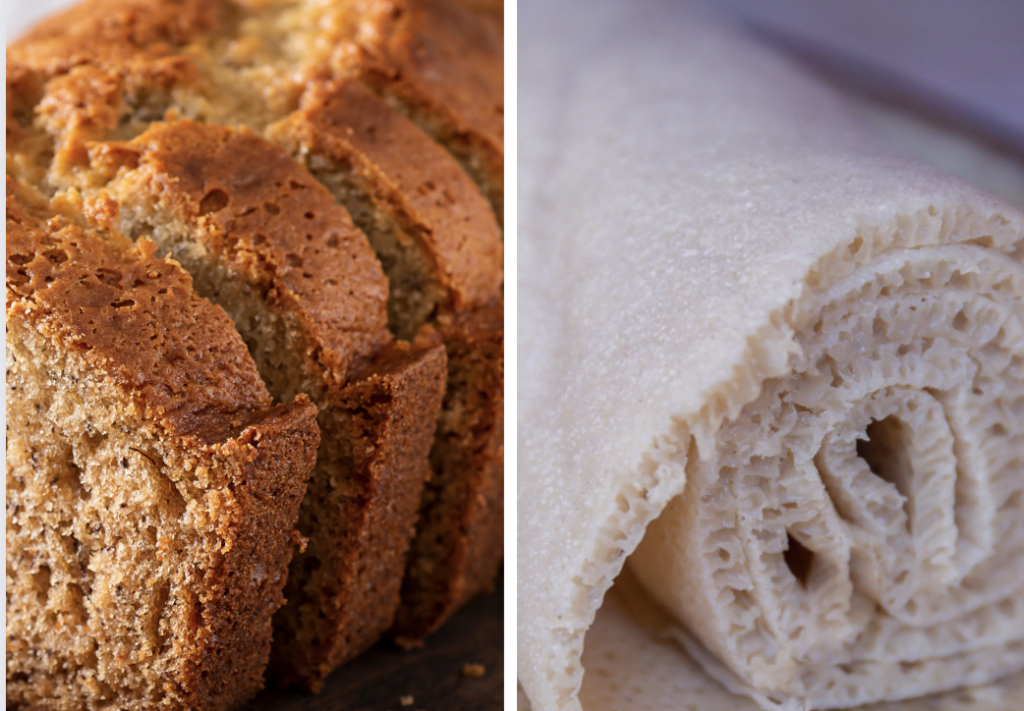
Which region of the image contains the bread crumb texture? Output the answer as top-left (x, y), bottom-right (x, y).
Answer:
top-left (7, 178), bottom-right (320, 710)
top-left (8, 0), bottom-right (503, 706)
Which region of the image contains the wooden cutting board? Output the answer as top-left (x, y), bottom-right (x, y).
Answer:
top-left (243, 590), bottom-right (503, 711)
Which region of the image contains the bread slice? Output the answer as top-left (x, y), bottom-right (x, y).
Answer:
top-left (268, 345), bottom-right (448, 690)
top-left (6, 177), bottom-right (320, 711)
top-left (353, 0), bottom-right (505, 223)
top-left (88, 119), bottom-right (448, 690)
top-left (269, 83), bottom-right (505, 643)
top-left (8, 0), bottom-right (504, 224)
top-left (394, 305), bottom-right (505, 642)
top-left (267, 79), bottom-right (503, 339)
top-left (97, 118), bottom-right (393, 395)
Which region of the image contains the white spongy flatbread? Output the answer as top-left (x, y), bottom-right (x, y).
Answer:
top-left (519, 577), bottom-right (1024, 711)
top-left (517, 0), bottom-right (1024, 709)
top-left (575, 573), bottom-right (1024, 711)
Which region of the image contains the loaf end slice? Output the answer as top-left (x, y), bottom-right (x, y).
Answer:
top-left (6, 178), bottom-right (320, 711)
top-left (269, 343), bottom-right (448, 692)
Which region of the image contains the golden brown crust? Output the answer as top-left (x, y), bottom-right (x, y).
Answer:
top-left (177, 397), bottom-right (319, 710)
top-left (394, 303), bottom-right (504, 641)
top-left (109, 119), bottom-right (391, 381)
top-left (6, 175), bottom-right (272, 437)
top-left (270, 343), bottom-right (448, 692)
top-left (37, 67), bottom-right (125, 144)
top-left (6, 0), bottom-right (213, 173)
top-left (355, 0), bottom-right (504, 218)
top-left (6, 175), bottom-right (321, 711)
top-left (271, 79), bottom-right (503, 313)
top-left (7, 0), bottom-right (504, 221)
top-left (7, 0), bottom-right (223, 79)
top-left (7, 0), bottom-right (504, 698)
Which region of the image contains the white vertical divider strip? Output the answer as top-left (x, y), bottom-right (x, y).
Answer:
top-left (505, 0), bottom-right (519, 707)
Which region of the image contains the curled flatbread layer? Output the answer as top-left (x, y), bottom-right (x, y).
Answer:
top-left (517, 1), bottom-right (1024, 710)
top-left (629, 236), bottom-right (1024, 708)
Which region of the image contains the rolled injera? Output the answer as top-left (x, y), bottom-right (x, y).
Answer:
top-left (517, 1), bottom-right (1024, 710)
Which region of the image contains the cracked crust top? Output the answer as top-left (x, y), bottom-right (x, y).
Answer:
top-left (7, 0), bottom-right (224, 78)
top-left (357, 0), bottom-right (503, 162)
top-left (6, 175), bottom-right (282, 440)
top-left (104, 119), bottom-right (392, 380)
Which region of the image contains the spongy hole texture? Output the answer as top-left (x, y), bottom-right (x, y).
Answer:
top-left (857, 416), bottom-right (913, 501)
top-left (6, 321), bottom-right (202, 709)
top-left (783, 534), bottom-right (814, 589)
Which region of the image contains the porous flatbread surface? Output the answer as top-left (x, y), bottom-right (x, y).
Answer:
top-left (518, 1), bottom-right (1024, 710)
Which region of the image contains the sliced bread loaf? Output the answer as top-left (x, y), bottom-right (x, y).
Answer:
top-left (87, 120), bottom-right (450, 690)
top-left (6, 177), bottom-right (320, 711)
top-left (7, 0), bottom-right (504, 696)
top-left (270, 80), bottom-right (505, 643)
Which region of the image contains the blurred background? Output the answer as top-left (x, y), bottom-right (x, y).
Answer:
top-left (709, 0), bottom-right (1024, 147)
top-left (7, 0), bottom-right (78, 39)
top-left (702, 0), bottom-right (1024, 207)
